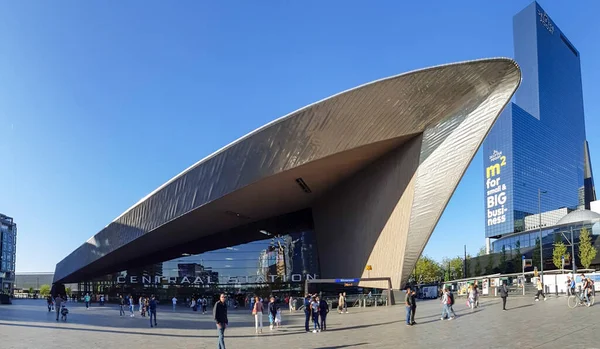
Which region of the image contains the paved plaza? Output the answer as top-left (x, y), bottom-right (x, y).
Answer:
top-left (1, 296), bottom-right (600, 348)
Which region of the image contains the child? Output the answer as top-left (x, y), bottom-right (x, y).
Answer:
top-left (275, 307), bottom-right (282, 328)
top-left (60, 304), bottom-right (69, 321)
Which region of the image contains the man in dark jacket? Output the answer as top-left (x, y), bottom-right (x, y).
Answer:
top-left (318, 297), bottom-right (329, 330)
top-left (303, 295), bottom-right (311, 332)
top-left (500, 281), bottom-right (508, 311)
top-left (119, 295), bottom-right (126, 316)
top-left (404, 287), bottom-right (413, 326)
top-left (149, 295), bottom-right (158, 327)
top-left (213, 293), bottom-right (228, 349)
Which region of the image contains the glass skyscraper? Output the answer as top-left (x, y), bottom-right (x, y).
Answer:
top-left (483, 2), bottom-right (595, 252)
top-left (0, 213), bottom-right (17, 293)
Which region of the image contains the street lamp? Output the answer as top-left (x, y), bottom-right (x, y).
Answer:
top-left (538, 189), bottom-right (547, 278)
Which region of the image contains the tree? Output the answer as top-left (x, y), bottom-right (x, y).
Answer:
top-left (39, 284), bottom-right (51, 297)
top-left (28, 287), bottom-right (34, 294)
top-left (485, 254), bottom-right (494, 275)
top-left (65, 287), bottom-right (72, 296)
top-left (533, 237), bottom-right (541, 270)
top-left (552, 241), bottom-right (570, 269)
top-left (477, 246), bottom-right (487, 257)
top-left (512, 240), bottom-right (522, 272)
top-left (500, 245), bottom-right (508, 273)
top-left (442, 257), bottom-right (464, 280)
top-left (579, 227), bottom-right (597, 269)
top-left (474, 258), bottom-right (482, 277)
top-left (412, 256), bottom-right (442, 283)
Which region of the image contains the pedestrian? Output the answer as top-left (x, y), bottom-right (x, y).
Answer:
top-left (129, 295), bottom-right (135, 317)
top-left (149, 295), bottom-right (158, 327)
top-left (275, 306), bottom-right (282, 328)
top-left (252, 296), bottom-right (264, 334)
top-left (213, 293), bottom-right (228, 349)
top-left (338, 293), bottom-right (344, 314)
top-left (405, 286), bottom-right (413, 326)
top-left (535, 278), bottom-right (546, 301)
top-left (311, 296), bottom-right (321, 333)
top-left (318, 296), bottom-right (328, 330)
top-left (47, 295), bottom-right (53, 312)
top-left (500, 281), bottom-right (508, 310)
top-left (303, 295), bottom-right (311, 332)
top-left (202, 297), bottom-right (208, 314)
top-left (119, 295), bottom-right (126, 316)
top-left (440, 288), bottom-right (454, 321)
top-left (342, 292), bottom-right (348, 313)
top-left (54, 294), bottom-right (64, 321)
top-left (100, 295), bottom-right (104, 306)
top-left (139, 296), bottom-right (144, 314)
top-left (268, 296), bottom-right (277, 330)
top-left (447, 289), bottom-right (457, 318)
top-left (468, 285), bottom-right (476, 310)
top-left (289, 296), bottom-right (294, 313)
top-left (172, 296), bottom-right (178, 311)
top-left (84, 293), bottom-right (91, 309)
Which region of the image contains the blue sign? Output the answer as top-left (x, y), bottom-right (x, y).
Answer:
top-left (335, 278), bottom-right (359, 283)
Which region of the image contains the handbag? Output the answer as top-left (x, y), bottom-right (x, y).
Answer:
top-left (252, 304), bottom-right (257, 315)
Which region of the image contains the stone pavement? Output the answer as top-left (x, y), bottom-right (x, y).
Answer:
top-left (1, 296), bottom-right (600, 349)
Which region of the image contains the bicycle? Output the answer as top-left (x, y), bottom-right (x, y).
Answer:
top-left (567, 290), bottom-right (595, 308)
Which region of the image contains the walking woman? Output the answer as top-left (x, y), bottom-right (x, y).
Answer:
top-left (252, 296), bottom-right (264, 334)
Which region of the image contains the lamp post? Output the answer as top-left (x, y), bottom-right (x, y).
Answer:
top-left (538, 189), bottom-right (547, 278)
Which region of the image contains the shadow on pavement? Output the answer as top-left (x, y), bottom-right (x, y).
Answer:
top-left (314, 344), bottom-right (369, 349)
top-left (507, 304), bottom-right (534, 311)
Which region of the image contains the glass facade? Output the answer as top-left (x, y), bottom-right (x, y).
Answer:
top-left (82, 229), bottom-right (320, 305)
top-left (0, 214), bottom-right (17, 294)
top-left (484, 2), bottom-right (591, 251)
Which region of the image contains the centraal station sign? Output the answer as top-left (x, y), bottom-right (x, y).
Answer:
top-left (117, 274), bottom-right (318, 285)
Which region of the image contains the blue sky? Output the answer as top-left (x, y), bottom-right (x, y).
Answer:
top-left (1, 1), bottom-right (598, 272)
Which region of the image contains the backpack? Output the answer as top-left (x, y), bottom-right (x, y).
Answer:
top-left (448, 292), bottom-right (454, 305)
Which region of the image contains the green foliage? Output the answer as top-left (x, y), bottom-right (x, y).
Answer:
top-left (500, 245), bottom-right (508, 273)
top-left (474, 258), bottom-right (482, 277)
top-left (579, 227), bottom-right (597, 269)
top-left (39, 284), bottom-right (51, 297)
top-left (412, 256), bottom-right (442, 283)
top-left (442, 257), bottom-right (464, 280)
top-left (485, 254), bottom-right (494, 275)
top-left (65, 287), bottom-right (72, 296)
top-left (552, 241), bottom-right (569, 269)
top-left (28, 287), bottom-right (34, 294)
top-left (477, 246), bottom-right (487, 257)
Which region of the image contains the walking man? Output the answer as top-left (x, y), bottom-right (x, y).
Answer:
top-left (500, 281), bottom-right (508, 310)
top-left (440, 288), bottom-right (454, 320)
top-left (84, 293), bottom-right (91, 309)
top-left (54, 294), bottom-right (64, 322)
top-left (172, 296), bottom-right (178, 311)
top-left (342, 292), bottom-right (348, 313)
top-left (535, 278), bottom-right (546, 301)
top-left (119, 295), bottom-right (125, 316)
top-left (213, 293), bottom-right (228, 349)
top-left (149, 295), bottom-right (158, 327)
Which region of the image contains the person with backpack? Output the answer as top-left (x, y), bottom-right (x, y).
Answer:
top-left (440, 288), bottom-right (454, 321)
top-left (445, 289), bottom-right (457, 318)
top-left (500, 281), bottom-right (509, 311)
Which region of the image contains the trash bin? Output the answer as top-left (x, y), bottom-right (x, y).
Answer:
top-left (0, 294), bottom-right (12, 304)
